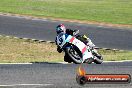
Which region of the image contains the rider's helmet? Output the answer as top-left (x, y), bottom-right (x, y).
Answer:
top-left (56, 24), bottom-right (66, 34)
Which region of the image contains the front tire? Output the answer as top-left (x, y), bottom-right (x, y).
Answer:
top-left (65, 45), bottom-right (82, 64)
top-left (94, 53), bottom-right (103, 64)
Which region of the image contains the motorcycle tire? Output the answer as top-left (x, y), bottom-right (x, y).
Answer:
top-left (65, 45), bottom-right (82, 64)
top-left (94, 53), bottom-right (103, 64)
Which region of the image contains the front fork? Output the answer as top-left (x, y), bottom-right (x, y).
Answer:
top-left (88, 46), bottom-right (99, 59)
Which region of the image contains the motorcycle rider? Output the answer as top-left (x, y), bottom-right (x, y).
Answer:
top-left (55, 24), bottom-right (101, 61)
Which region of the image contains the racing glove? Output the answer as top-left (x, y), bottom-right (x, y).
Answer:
top-left (73, 30), bottom-right (79, 36)
top-left (57, 46), bottom-right (63, 53)
top-left (66, 29), bottom-right (79, 36)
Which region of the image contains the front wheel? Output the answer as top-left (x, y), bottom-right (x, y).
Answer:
top-left (65, 45), bottom-right (82, 64)
top-left (94, 53), bottom-right (103, 64)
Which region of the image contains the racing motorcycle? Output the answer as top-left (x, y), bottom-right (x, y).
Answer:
top-left (55, 33), bottom-right (103, 64)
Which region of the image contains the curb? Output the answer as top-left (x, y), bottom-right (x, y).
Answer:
top-left (0, 34), bottom-right (124, 51)
top-left (2, 35), bottom-right (55, 43)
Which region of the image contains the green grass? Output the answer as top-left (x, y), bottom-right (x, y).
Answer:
top-left (0, 35), bottom-right (132, 63)
top-left (99, 49), bottom-right (132, 61)
top-left (0, 36), bottom-right (64, 63)
top-left (0, 0), bottom-right (132, 25)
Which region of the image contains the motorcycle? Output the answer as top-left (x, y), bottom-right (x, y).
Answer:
top-left (55, 32), bottom-right (103, 64)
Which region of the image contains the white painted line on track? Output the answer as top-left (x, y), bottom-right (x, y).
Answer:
top-left (23, 38), bottom-right (29, 40)
top-left (104, 60), bottom-right (132, 63)
top-left (0, 84), bottom-right (53, 87)
top-left (57, 62), bottom-right (72, 64)
top-left (0, 60), bottom-right (132, 65)
top-left (0, 63), bottom-right (32, 64)
top-left (58, 60), bottom-right (132, 64)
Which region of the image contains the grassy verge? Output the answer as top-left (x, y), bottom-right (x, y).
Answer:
top-left (0, 36), bottom-right (132, 63)
top-left (0, 0), bottom-right (132, 25)
top-left (0, 36), bottom-right (64, 63)
top-left (99, 49), bottom-right (132, 61)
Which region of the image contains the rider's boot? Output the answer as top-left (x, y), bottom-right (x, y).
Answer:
top-left (84, 57), bottom-right (94, 64)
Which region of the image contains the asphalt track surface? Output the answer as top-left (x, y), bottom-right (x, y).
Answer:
top-left (0, 62), bottom-right (132, 88)
top-left (0, 15), bottom-right (132, 88)
top-left (0, 15), bottom-right (132, 50)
